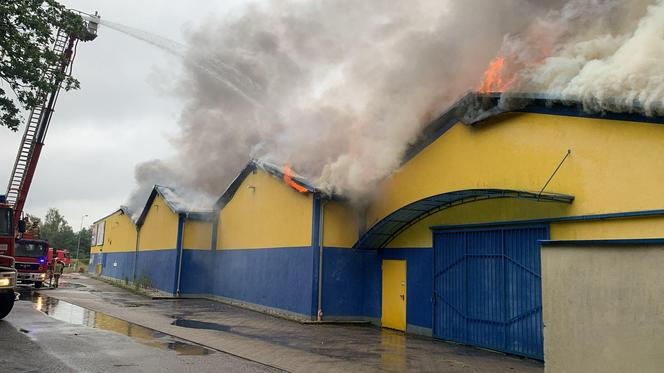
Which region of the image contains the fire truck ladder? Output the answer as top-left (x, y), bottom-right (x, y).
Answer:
top-left (5, 28), bottom-right (75, 223)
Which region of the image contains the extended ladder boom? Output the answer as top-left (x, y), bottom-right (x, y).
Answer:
top-left (5, 14), bottom-right (100, 227)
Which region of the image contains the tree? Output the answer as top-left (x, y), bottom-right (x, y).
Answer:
top-left (40, 208), bottom-right (75, 248)
top-left (38, 208), bottom-right (91, 259)
top-left (77, 227), bottom-right (92, 260)
top-left (0, 0), bottom-right (85, 130)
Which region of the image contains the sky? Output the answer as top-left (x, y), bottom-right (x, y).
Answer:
top-left (0, 0), bottom-right (256, 228)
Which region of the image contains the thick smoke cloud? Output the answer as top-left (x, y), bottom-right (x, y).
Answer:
top-left (499, 0), bottom-right (664, 114)
top-left (127, 0), bottom-right (560, 213)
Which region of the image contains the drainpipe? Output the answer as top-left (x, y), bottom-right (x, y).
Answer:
top-left (175, 213), bottom-right (186, 296)
top-left (316, 198), bottom-right (326, 322)
top-left (132, 226), bottom-right (140, 284)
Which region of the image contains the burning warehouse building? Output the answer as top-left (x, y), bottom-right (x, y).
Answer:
top-left (89, 92), bottom-right (664, 369)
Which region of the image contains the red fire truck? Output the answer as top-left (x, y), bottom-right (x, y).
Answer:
top-left (0, 198), bottom-right (17, 318)
top-left (14, 239), bottom-right (51, 288)
top-left (0, 12), bottom-right (99, 319)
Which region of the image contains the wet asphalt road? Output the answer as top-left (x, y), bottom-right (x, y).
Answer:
top-left (0, 288), bottom-right (280, 373)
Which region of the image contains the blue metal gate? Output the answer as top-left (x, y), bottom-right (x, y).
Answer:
top-left (433, 225), bottom-right (548, 360)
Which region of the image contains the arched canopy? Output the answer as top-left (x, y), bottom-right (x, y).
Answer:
top-left (353, 189), bottom-right (574, 249)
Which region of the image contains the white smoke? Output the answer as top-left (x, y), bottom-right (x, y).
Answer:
top-left (499, 0), bottom-right (664, 115)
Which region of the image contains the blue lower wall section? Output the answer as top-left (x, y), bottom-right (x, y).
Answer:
top-left (88, 254), bottom-right (97, 273)
top-left (322, 247), bottom-right (376, 318)
top-left (88, 250), bottom-right (178, 294)
top-left (88, 252), bottom-right (135, 283)
top-left (90, 246), bottom-right (434, 329)
top-left (180, 249), bottom-right (214, 295)
top-left (178, 247), bottom-right (316, 317)
top-left (210, 247), bottom-right (316, 317)
top-left (135, 249), bottom-right (178, 294)
top-left (101, 252), bottom-right (136, 282)
top-left (321, 247), bottom-right (432, 329)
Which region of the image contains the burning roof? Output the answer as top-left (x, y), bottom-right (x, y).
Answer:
top-left (214, 159), bottom-right (329, 211)
top-left (136, 185), bottom-right (214, 226)
top-left (404, 91), bottom-right (664, 165)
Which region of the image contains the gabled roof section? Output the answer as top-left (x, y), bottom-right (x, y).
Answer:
top-left (404, 92), bottom-right (664, 164)
top-left (93, 206), bottom-right (135, 225)
top-left (214, 159), bottom-right (319, 211)
top-left (137, 185), bottom-right (214, 226)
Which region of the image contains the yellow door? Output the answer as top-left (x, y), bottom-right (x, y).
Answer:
top-left (382, 260), bottom-right (406, 331)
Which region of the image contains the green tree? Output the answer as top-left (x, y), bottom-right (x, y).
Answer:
top-left (76, 227), bottom-right (92, 260)
top-left (0, 0), bottom-right (85, 130)
top-left (40, 208), bottom-right (76, 249)
top-left (38, 208), bottom-right (91, 259)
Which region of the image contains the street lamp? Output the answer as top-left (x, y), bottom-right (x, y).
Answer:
top-left (75, 214), bottom-right (88, 270)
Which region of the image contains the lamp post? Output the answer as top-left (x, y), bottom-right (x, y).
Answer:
top-left (75, 214), bottom-right (88, 270)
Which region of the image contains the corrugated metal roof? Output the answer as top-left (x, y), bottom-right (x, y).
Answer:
top-left (136, 185), bottom-right (214, 227)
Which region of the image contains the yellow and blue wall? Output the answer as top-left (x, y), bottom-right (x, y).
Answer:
top-left (344, 95), bottom-right (664, 336)
top-left (90, 186), bottom-right (213, 295)
top-left (180, 163), bottom-right (320, 317)
top-left (89, 207), bottom-right (137, 281)
top-left (91, 95), bottom-right (664, 357)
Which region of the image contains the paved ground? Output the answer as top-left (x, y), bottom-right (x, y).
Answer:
top-left (1, 288), bottom-right (278, 373)
top-left (8, 274), bottom-right (544, 372)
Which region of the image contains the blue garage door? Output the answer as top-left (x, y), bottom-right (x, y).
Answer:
top-left (433, 225), bottom-right (547, 360)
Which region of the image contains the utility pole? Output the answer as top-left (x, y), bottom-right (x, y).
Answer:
top-left (75, 214), bottom-right (88, 270)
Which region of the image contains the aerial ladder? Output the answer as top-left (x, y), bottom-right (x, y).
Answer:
top-left (0, 11), bottom-right (101, 319)
top-left (6, 12), bottom-right (100, 227)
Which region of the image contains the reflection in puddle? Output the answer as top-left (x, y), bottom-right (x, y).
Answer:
top-left (32, 295), bottom-right (214, 356)
top-left (380, 330), bottom-right (407, 372)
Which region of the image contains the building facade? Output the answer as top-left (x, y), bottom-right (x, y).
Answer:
top-left (90, 93), bottom-right (664, 364)
top-left (90, 185), bottom-right (213, 294)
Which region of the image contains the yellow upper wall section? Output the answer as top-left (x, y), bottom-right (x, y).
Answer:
top-left (550, 216), bottom-right (664, 241)
top-left (218, 169), bottom-right (313, 249)
top-left (322, 200), bottom-right (360, 248)
top-left (388, 198), bottom-right (571, 248)
top-left (183, 220), bottom-right (212, 250)
top-left (138, 194), bottom-right (179, 251)
top-left (369, 113), bottom-right (664, 227)
top-left (91, 210), bottom-right (137, 254)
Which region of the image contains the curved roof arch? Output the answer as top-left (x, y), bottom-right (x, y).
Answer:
top-left (353, 189), bottom-right (574, 249)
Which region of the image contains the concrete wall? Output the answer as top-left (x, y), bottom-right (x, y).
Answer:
top-left (542, 242), bottom-right (664, 373)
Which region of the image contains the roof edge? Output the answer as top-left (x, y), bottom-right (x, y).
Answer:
top-left (93, 206), bottom-right (136, 225)
top-left (214, 159), bottom-right (324, 211)
top-left (403, 91), bottom-right (664, 165)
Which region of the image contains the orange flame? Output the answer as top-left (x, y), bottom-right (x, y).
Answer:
top-left (479, 56), bottom-right (510, 93)
top-left (284, 165), bottom-right (308, 193)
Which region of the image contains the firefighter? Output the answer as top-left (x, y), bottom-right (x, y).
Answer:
top-left (53, 260), bottom-right (65, 288)
top-left (47, 259), bottom-right (54, 287)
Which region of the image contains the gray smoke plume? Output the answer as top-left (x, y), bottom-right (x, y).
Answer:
top-left (127, 0), bottom-right (663, 214)
top-left (125, 0), bottom-right (562, 214)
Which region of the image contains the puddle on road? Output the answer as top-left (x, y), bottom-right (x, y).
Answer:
top-left (172, 318), bottom-right (232, 332)
top-left (27, 294), bottom-right (214, 356)
top-left (16, 282), bottom-right (85, 291)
